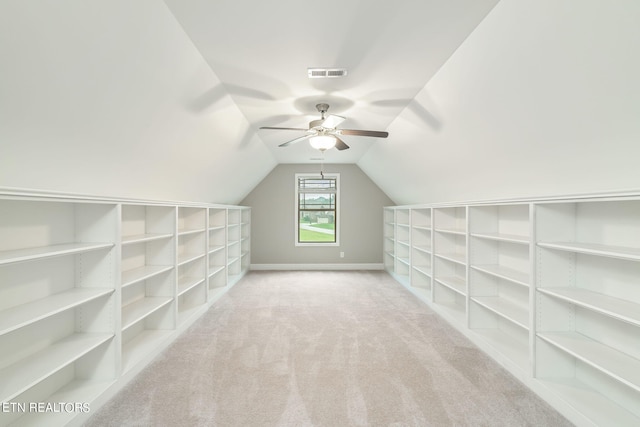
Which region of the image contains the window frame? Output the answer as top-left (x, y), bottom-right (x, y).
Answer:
top-left (295, 173), bottom-right (340, 247)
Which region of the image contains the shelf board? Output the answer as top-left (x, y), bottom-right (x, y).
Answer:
top-left (472, 296), bottom-right (529, 329)
top-left (538, 377), bottom-right (640, 427)
top-left (208, 225), bottom-right (225, 231)
top-left (122, 329), bottom-right (172, 374)
top-left (177, 252), bottom-right (205, 266)
top-left (473, 328), bottom-right (529, 372)
top-left (122, 265), bottom-right (173, 288)
top-left (122, 296), bottom-right (173, 330)
top-left (178, 303), bottom-right (205, 325)
top-left (412, 225), bottom-right (432, 231)
top-left (470, 232), bottom-right (529, 245)
top-left (538, 241), bottom-right (640, 262)
top-left (208, 265), bottom-right (225, 278)
top-left (435, 275), bottom-right (466, 295)
top-left (0, 288), bottom-right (113, 335)
top-left (0, 332), bottom-right (113, 402)
top-left (470, 264), bottom-right (529, 287)
top-left (538, 287), bottom-right (640, 327)
top-left (397, 223), bottom-right (410, 228)
top-left (177, 228), bottom-right (206, 237)
top-left (435, 252), bottom-right (466, 265)
top-left (412, 265), bottom-right (432, 277)
top-left (397, 257), bottom-right (410, 266)
top-left (0, 242), bottom-right (114, 265)
top-left (227, 256), bottom-right (241, 265)
top-left (208, 287), bottom-right (226, 300)
top-left (412, 244), bottom-right (432, 254)
top-left (121, 233), bottom-right (173, 245)
top-left (397, 239), bottom-right (410, 247)
top-left (208, 245), bottom-right (225, 254)
top-left (432, 299), bottom-right (466, 325)
top-left (435, 227), bottom-right (466, 236)
top-left (178, 276), bottom-right (205, 296)
top-left (410, 286), bottom-right (431, 302)
top-left (538, 331), bottom-right (640, 393)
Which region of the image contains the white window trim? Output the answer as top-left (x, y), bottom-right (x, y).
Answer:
top-left (295, 172), bottom-right (340, 247)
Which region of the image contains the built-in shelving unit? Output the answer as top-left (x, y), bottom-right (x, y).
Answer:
top-left (176, 207), bottom-right (207, 324)
top-left (410, 208), bottom-right (432, 301)
top-left (0, 189), bottom-right (250, 427)
top-left (240, 208), bottom-right (251, 273)
top-left (207, 208), bottom-right (227, 300)
top-left (383, 208), bottom-right (395, 272)
top-left (226, 208), bottom-right (242, 285)
top-left (120, 204), bottom-right (175, 374)
top-left (385, 193), bottom-right (640, 427)
top-left (0, 198), bottom-right (118, 427)
top-left (535, 199), bottom-right (640, 427)
top-left (394, 208), bottom-right (411, 286)
top-left (433, 206), bottom-right (467, 326)
top-left (468, 203), bottom-right (532, 374)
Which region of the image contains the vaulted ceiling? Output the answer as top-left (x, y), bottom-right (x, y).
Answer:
top-left (2, 1), bottom-right (639, 205)
top-left (163, 0), bottom-right (499, 164)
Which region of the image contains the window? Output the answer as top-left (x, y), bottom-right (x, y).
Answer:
top-left (295, 173), bottom-right (339, 246)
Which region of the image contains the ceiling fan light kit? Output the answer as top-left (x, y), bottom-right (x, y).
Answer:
top-left (309, 134), bottom-right (337, 151)
top-left (260, 103), bottom-right (389, 152)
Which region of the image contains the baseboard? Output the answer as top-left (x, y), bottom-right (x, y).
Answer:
top-left (250, 263), bottom-right (384, 271)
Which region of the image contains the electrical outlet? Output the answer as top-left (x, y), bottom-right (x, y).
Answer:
top-left (340, 252), bottom-right (344, 258)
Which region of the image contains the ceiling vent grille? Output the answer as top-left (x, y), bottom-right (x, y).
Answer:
top-left (307, 68), bottom-right (348, 78)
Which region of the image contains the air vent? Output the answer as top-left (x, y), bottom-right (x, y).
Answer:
top-left (307, 68), bottom-right (348, 78)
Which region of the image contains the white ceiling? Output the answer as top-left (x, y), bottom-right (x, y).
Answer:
top-left (163, 0), bottom-right (500, 164)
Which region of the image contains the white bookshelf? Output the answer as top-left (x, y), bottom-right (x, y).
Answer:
top-left (0, 190), bottom-right (250, 427)
top-left (432, 206), bottom-right (467, 326)
top-left (120, 204), bottom-right (175, 374)
top-left (176, 207), bottom-right (207, 325)
top-left (410, 208), bottom-right (432, 301)
top-left (535, 199), bottom-right (640, 425)
top-left (0, 197), bottom-right (118, 427)
top-left (207, 208), bottom-right (227, 298)
top-left (383, 208), bottom-right (396, 272)
top-left (468, 203), bottom-right (532, 374)
top-left (385, 194), bottom-right (640, 427)
top-left (226, 208), bottom-right (243, 285)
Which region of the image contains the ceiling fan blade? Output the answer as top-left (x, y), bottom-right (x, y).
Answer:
top-left (260, 126), bottom-right (309, 131)
top-left (278, 134), bottom-right (312, 147)
top-left (339, 129), bottom-right (389, 138)
top-left (321, 114), bottom-right (345, 129)
top-left (334, 136), bottom-right (349, 151)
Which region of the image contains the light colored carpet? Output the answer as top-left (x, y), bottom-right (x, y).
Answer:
top-left (86, 270), bottom-right (572, 426)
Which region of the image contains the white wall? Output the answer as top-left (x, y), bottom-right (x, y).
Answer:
top-left (0, 0), bottom-right (276, 204)
top-left (359, 0), bottom-right (640, 205)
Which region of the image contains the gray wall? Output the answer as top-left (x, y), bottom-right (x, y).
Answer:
top-left (241, 164), bottom-right (394, 266)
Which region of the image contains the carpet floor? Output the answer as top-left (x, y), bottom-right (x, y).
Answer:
top-left (86, 270), bottom-right (572, 426)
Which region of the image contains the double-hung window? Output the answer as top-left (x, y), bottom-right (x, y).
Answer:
top-left (295, 173), bottom-right (339, 246)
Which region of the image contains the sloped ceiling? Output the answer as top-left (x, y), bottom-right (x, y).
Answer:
top-left (163, 0), bottom-right (500, 164)
top-left (359, 0), bottom-right (640, 204)
top-left (0, 0), bottom-right (276, 204)
top-left (2, 1), bottom-right (639, 206)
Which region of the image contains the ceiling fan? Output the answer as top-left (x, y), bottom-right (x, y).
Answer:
top-left (259, 103), bottom-right (389, 151)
